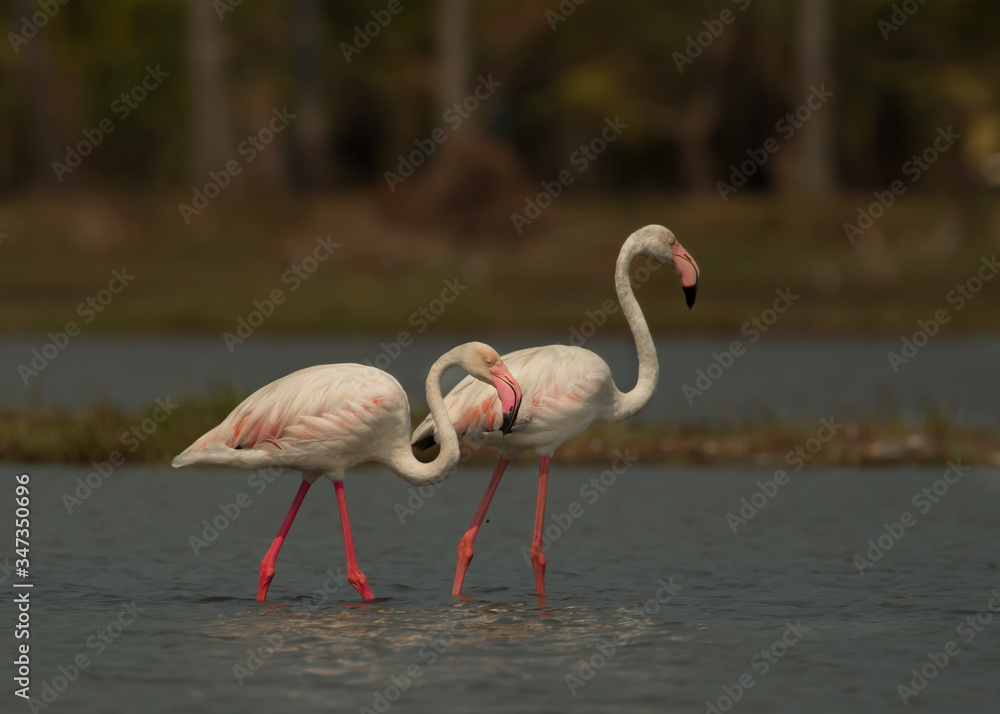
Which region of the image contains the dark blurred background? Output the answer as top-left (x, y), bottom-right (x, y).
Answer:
top-left (1, 0), bottom-right (999, 334)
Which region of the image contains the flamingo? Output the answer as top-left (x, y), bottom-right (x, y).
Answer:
top-left (411, 225), bottom-right (699, 596)
top-left (172, 342), bottom-right (523, 602)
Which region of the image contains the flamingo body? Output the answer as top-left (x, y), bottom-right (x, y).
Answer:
top-left (413, 345), bottom-right (615, 457)
top-left (173, 342), bottom-right (523, 602)
top-left (174, 364), bottom-right (411, 476)
top-left (412, 225), bottom-right (700, 597)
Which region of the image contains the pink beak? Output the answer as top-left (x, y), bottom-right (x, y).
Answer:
top-left (671, 240), bottom-right (700, 308)
top-left (489, 363), bottom-right (523, 434)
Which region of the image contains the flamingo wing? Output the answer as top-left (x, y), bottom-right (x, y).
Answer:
top-left (173, 364), bottom-right (408, 471)
top-left (411, 345), bottom-right (613, 450)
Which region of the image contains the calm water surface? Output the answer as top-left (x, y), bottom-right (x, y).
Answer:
top-left (4, 463), bottom-right (999, 713)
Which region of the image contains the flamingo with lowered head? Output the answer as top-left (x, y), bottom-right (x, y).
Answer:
top-left (412, 225), bottom-right (699, 596)
top-left (173, 342), bottom-right (523, 602)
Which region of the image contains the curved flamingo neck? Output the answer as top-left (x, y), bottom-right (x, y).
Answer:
top-left (607, 234), bottom-right (659, 423)
top-left (388, 351), bottom-right (462, 485)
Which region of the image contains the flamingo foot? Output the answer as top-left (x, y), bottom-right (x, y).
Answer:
top-left (348, 564), bottom-right (375, 600)
top-left (530, 546), bottom-right (546, 596)
top-left (452, 528), bottom-right (478, 596)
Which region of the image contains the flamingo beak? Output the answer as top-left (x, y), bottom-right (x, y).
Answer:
top-left (671, 240), bottom-right (700, 309)
top-left (490, 364), bottom-right (523, 434)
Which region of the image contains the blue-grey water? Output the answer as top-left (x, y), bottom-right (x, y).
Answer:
top-left (4, 463), bottom-right (999, 713)
top-left (4, 334), bottom-right (1000, 425)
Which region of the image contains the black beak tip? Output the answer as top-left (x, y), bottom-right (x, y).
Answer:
top-left (684, 283), bottom-right (698, 309)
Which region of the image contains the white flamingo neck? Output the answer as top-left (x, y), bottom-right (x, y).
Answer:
top-left (607, 235), bottom-right (660, 423)
top-left (388, 351), bottom-right (462, 485)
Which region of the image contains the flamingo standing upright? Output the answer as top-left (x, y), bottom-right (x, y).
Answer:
top-left (173, 342), bottom-right (523, 602)
top-left (411, 225), bottom-right (699, 596)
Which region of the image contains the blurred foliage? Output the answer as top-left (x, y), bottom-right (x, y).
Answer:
top-left (3, 385), bottom-right (996, 466)
top-left (1, 0), bottom-right (999, 191)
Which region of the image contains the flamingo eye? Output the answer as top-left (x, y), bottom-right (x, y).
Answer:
top-left (667, 235), bottom-right (676, 246)
top-left (485, 357), bottom-right (494, 365)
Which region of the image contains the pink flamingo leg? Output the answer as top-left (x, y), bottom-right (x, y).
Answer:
top-left (258, 479), bottom-right (312, 602)
top-left (530, 456), bottom-right (551, 596)
top-left (334, 480), bottom-right (375, 601)
top-left (453, 456), bottom-right (510, 596)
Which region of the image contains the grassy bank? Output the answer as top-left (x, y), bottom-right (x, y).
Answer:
top-left (4, 390), bottom-right (996, 468)
top-left (1, 191), bottom-right (999, 335)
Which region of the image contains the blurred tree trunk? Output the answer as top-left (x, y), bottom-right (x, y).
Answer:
top-left (791, 0), bottom-right (835, 193)
top-left (437, 0), bottom-right (470, 116)
top-left (187, 0), bottom-right (230, 178)
top-left (11, 0), bottom-right (59, 187)
top-left (289, 0), bottom-right (329, 186)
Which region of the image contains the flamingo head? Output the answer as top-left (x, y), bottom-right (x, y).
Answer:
top-left (634, 224), bottom-right (700, 309)
top-left (459, 343), bottom-right (523, 434)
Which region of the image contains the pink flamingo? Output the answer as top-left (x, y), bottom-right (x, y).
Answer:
top-left (412, 225), bottom-right (699, 596)
top-left (173, 342), bottom-right (523, 602)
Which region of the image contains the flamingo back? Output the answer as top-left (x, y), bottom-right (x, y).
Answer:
top-left (173, 364), bottom-right (410, 474)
